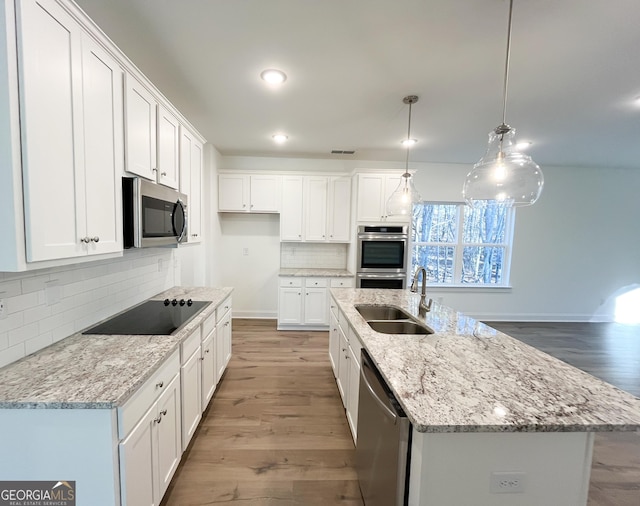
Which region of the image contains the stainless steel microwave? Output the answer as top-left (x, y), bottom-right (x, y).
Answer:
top-left (122, 177), bottom-right (188, 248)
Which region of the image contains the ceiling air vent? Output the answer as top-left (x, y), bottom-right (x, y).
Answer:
top-left (331, 150), bottom-right (356, 155)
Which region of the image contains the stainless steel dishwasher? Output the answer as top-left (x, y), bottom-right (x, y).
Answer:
top-left (356, 349), bottom-right (412, 506)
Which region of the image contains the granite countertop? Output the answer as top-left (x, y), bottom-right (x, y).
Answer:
top-left (331, 288), bottom-right (640, 434)
top-left (0, 286), bottom-right (233, 410)
top-left (279, 268), bottom-right (353, 277)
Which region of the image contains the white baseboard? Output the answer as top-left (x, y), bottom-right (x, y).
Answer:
top-left (231, 310), bottom-right (278, 319)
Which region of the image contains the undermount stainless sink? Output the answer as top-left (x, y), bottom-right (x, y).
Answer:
top-left (356, 305), bottom-right (412, 321)
top-left (355, 304), bottom-right (434, 335)
top-left (367, 320), bottom-right (433, 335)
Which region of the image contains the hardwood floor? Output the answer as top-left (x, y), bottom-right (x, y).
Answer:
top-left (162, 319), bottom-right (640, 506)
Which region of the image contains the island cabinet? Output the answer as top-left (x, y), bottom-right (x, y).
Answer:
top-left (280, 176), bottom-right (351, 242)
top-left (16, 0), bottom-right (124, 262)
top-left (328, 295), bottom-right (361, 442)
top-left (218, 174), bottom-right (281, 213)
top-left (356, 172), bottom-right (409, 223)
top-left (119, 350), bottom-right (182, 506)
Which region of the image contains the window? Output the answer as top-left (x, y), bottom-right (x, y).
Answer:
top-left (411, 201), bottom-right (514, 286)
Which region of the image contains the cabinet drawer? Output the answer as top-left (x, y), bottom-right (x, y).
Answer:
top-left (330, 277), bottom-right (354, 288)
top-left (279, 277), bottom-right (302, 288)
top-left (305, 278), bottom-right (327, 288)
top-left (181, 327), bottom-right (201, 364)
top-left (118, 349), bottom-right (180, 439)
top-left (216, 296), bottom-right (232, 323)
top-left (201, 310), bottom-right (217, 339)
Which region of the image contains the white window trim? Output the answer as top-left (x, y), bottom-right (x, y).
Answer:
top-left (409, 201), bottom-right (515, 288)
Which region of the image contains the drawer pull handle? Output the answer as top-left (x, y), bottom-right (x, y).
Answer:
top-left (156, 381), bottom-right (164, 388)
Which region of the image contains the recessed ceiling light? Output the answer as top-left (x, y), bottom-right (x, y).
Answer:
top-left (401, 138), bottom-right (418, 147)
top-left (516, 141), bottom-right (533, 150)
top-left (260, 69), bottom-right (287, 85)
top-left (272, 133), bottom-right (288, 144)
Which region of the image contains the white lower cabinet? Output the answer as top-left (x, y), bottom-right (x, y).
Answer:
top-left (329, 296), bottom-right (361, 443)
top-left (120, 371), bottom-right (181, 506)
top-left (215, 296), bottom-right (233, 381)
top-left (277, 277), bottom-right (328, 329)
top-left (201, 327), bottom-right (216, 408)
top-left (180, 329), bottom-right (202, 450)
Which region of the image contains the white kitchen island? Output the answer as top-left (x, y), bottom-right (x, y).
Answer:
top-left (330, 288), bottom-right (640, 506)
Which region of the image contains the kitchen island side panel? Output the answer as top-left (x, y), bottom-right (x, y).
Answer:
top-left (0, 408), bottom-right (120, 506)
top-left (408, 429), bottom-right (593, 505)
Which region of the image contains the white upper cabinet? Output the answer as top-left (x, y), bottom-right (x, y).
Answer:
top-left (157, 105), bottom-right (180, 189)
top-left (218, 174), bottom-right (281, 213)
top-left (17, 0), bottom-right (123, 262)
top-left (179, 126), bottom-right (203, 242)
top-left (304, 177), bottom-right (328, 241)
top-left (356, 173), bottom-right (408, 223)
top-left (280, 176), bottom-right (351, 243)
top-left (125, 74), bottom-right (157, 182)
top-left (280, 176), bottom-right (304, 241)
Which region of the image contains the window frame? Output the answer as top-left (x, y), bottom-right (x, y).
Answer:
top-left (409, 201), bottom-right (515, 288)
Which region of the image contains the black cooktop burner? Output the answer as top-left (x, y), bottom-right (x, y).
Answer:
top-left (83, 299), bottom-right (211, 335)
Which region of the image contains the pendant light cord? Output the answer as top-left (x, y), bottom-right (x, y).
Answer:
top-left (500, 0), bottom-right (514, 129)
top-left (404, 100), bottom-right (413, 176)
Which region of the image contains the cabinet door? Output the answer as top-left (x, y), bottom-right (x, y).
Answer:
top-left (201, 329), bottom-right (216, 409)
top-left (180, 348), bottom-right (202, 450)
top-left (18, 0), bottom-right (86, 262)
top-left (215, 321), bottom-right (225, 382)
top-left (223, 312), bottom-right (232, 368)
top-left (189, 138), bottom-right (203, 241)
top-left (336, 328), bottom-right (349, 405)
top-left (157, 105), bottom-right (180, 189)
top-left (329, 311), bottom-right (340, 378)
top-left (125, 74), bottom-right (157, 180)
top-left (81, 34), bottom-right (124, 255)
top-left (304, 177), bottom-right (328, 241)
top-left (119, 404), bottom-right (156, 506)
top-left (278, 287), bottom-right (303, 324)
top-left (304, 287), bottom-right (327, 325)
top-left (280, 176), bottom-right (304, 241)
top-left (346, 343), bottom-right (360, 442)
top-left (155, 374), bottom-right (181, 501)
top-left (218, 174), bottom-right (249, 211)
top-left (250, 175), bottom-right (281, 212)
top-left (356, 174), bottom-right (385, 222)
top-left (327, 177), bottom-right (351, 242)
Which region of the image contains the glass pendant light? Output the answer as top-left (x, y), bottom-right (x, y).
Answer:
top-left (387, 96), bottom-right (422, 216)
top-left (463, 0), bottom-right (544, 208)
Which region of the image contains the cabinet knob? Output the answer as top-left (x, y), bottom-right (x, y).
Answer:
top-left (80, 237), bottom-right (90, 243)
top-left (156, 381), bottom-right (164, 388)
top-left (298, 234), bottom-right (302, 238)
top-left (90, 236), bottom-right (99, 243)
top-left (161, 409), bottom-right (167, 416)
top-left (205, 348), bottom-right (210, 354)
top-left (154, 416), bottom-right (162, 424)
top-left (242, 204), bottom-right (246, 208)
top-left (250, 204), bottom-right (254, 208)
top-left (161, 172), bottom-right (167, 176)
top-left (152, 168), bottom-right (158, 173)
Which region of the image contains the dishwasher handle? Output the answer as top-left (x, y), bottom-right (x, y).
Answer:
top-left (361, 360), bottom-right (398, 424)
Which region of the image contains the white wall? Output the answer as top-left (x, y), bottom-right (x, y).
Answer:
top-left (218, 214), bottom-right (281, 318)
top-left (0, 248), bottom-right (177, 368)
top-left (218, 155), bottom-right (640, 322)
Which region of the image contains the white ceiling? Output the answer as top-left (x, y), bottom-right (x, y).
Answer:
top-left (74, 0), bottom-right (640, 169)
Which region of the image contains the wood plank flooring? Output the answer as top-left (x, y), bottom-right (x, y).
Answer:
top-left (162, 319), bottom-right (640, 506)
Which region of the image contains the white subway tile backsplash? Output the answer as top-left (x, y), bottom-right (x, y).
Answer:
top-left (0, 249), bottom-right (176, 369)
top-left (280, 242), bottom-right (348, 269)
top-left (25, 332), bottom-right (52, 355)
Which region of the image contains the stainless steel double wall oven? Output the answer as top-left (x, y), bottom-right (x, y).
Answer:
top-left (356, 225), bottom-right (409, 289)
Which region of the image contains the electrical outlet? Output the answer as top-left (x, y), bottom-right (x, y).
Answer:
top-left (490, 472), bottom-right (526, 494)
top-left (0, 298), bottom-right (6, 320)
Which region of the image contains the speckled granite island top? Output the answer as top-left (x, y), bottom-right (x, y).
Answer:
top-left (0, 286), bottom-right (233, 410)
top-left (331, 288), bottom-right (640, 433)
top-left (279, 268), bottom-right (353, 277)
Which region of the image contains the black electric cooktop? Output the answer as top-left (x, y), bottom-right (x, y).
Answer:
top-left (83, 299), bottom-right (211, 336)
